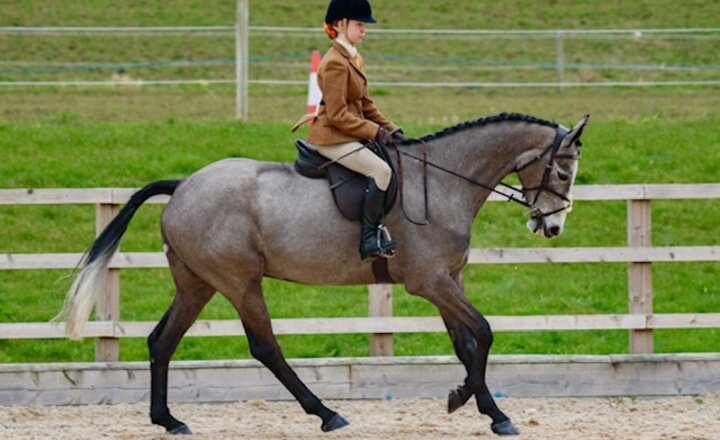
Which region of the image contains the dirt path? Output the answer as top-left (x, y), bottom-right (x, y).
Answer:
top-left (2, 394), bottom-right (719, 439)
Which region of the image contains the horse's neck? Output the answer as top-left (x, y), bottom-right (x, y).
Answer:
top-left (422, 122), bottom-right (554, 211)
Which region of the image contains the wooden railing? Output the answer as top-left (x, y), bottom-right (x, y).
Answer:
top-left (1, 184), bottom-right (719, 361)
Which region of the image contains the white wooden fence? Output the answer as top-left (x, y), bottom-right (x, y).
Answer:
top-left (1, 184), bottom-right (719, 362)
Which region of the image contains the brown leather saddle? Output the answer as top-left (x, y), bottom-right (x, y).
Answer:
top-left (293, 140), bottom-right (398, 221)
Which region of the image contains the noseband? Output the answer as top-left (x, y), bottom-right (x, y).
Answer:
top-left (391, 126), bottom-right (581, 225)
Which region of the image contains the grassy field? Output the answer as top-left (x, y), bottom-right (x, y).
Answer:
top-left (2, 1), bottom-right (718, 123)
top-left (1, 1), bottom-right (719, 363)
top-left (1, 116), bottom-right (718, 363)
top-left (3, 0), bottom-right (719, 29)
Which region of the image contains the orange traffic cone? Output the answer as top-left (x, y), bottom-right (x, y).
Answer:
top-left (307, 50), bottom-right (322, 118)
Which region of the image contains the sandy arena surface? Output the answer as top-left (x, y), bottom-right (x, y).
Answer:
top-left (2, 394), bottom-right (720, 440)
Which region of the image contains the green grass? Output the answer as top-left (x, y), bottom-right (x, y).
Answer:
top-left (3, 0), bottom-right (719, 29)
top-left (1, 117), bottom-right (718, 363)
top-left (1, 86), bottom-right (719, 130)
top-left (2, 1), bottom-right (719, 123)
top-left (1, 1), bottom-right (719, 363)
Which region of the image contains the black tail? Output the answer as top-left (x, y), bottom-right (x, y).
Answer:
top-left (57, 179), bottom-right (181, 338)
top-left (87, 179), bottom-right (181, 264)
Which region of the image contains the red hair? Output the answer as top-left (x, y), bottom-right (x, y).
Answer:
top-left (323, 22), bottom-right (338, 39)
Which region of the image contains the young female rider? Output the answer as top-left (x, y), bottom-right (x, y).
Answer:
top-left (303, 0), bottom-right (406, 262)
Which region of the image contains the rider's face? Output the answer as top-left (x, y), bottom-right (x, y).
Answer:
top-left (344, 19), bottom-right (367, 44)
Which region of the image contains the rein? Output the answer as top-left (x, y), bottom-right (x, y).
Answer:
top-left (390, 127), bottom-right (577, 225)
top-left (394, 139), bottom-right (431, 225)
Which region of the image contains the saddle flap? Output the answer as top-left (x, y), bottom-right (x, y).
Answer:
top-left (326, 165), bottom-right (364, 220)
top-left (294, 140), bottom-right (398, 222)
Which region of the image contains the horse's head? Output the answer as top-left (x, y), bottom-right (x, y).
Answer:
top-left (515, 115), bottom-right (589, 238)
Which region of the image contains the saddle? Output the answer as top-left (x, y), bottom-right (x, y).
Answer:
top-left (294, 140), bottom-right (398, 222)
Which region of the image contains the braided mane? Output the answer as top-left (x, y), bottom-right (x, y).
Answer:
top-left (402, 112), bottom-right (558, 145)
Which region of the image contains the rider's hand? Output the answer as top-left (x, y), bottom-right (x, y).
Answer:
top-left (391, 128), bottom-right (407, 142)
top-left (375, 127), bottom-right (394, 146)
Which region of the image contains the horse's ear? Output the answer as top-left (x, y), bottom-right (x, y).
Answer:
top-left (561, 114), bottom-right (590, 148)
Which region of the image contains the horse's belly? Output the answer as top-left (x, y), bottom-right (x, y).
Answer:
top-left (263, 254), bottom-right (376, 286)
top-left (256, 170), bottom-right (377, 285)
top-left (259, 205), bottom-right (376, 285)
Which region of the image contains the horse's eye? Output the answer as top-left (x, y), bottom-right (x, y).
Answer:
top-left (557, 170), bottom-right (570, 181)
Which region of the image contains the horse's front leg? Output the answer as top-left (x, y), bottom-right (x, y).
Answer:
top-left (406, 272), bottom-right (518, 436)
top-left (442, 314), bottom-right (518, 435)
top-left (449, 273), bottom-right (517, 430)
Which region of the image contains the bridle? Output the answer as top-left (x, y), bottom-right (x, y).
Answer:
top-left (513, 127), bottom-right (582, 221)
top-left (391, 126), bottom-right (581, 226)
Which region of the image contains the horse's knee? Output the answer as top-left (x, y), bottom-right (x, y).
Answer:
top-left (248, 337), bottom-right (282, 365)
top-left (147, 337), bottom-right (171, 365)
top-left (147, 328), bottom-right (164, 361)
top-left (147, 334), bottom-right (156, 356)
top-left (148, 321), bottom-right (162, 349)
top-left (461, 335), bottom-right (477, 355)
top-left (454, 320), bottom-right (490, 361)
top-left (476, 316), bottom-right (493, 348)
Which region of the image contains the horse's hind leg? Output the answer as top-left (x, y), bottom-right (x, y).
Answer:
top-left (148, 247), bottom-right (215, 434)
top-left (225, 277), bottom-right (349, 432)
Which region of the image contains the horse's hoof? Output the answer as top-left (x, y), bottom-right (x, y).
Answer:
top-left (321, 413), bottom-right (350, 432)
top-left (169, 424), bottom-right (193, 435)
top-left (491, 420), bottom-right (519, 436)
top-left (447, 387), bottom-right (471, 414)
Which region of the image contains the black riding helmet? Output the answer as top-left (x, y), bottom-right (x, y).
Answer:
top-left (325, 0), bottom-right (376, 24)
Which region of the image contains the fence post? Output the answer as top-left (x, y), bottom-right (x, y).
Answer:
top-left (556, 30), bottom-right (565, 89)
top-left (628, 199), bottom-right (653, 354)
top-left (368, 284), bottom-right (393, 356)
top-left (95, 203), bottom-right (121, 362)
top-left (236, 0), bottom-right (249, 120)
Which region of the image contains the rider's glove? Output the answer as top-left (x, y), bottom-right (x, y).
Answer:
top-left (375, 127), bottom-right (394, 146)
top-left (390, 127), bottom-right (407, 142)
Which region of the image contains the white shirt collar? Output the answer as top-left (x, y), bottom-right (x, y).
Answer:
top-left (335, 34), bottom-right (358, 58)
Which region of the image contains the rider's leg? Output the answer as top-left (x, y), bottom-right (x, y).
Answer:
top-left (314, 142), bottom-right (396, 260)
top-left (359, 177), bottom-right (397, 260)
top-left (314, 141), bottom-right (391, 190)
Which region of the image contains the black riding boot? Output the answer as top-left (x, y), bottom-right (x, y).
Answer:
top-left (360, 178), bottom-right (397, 261)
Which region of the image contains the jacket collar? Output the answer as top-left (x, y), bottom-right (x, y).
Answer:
top-left (332, 42), bottom-right (367, 81)
top-left (335, 35), bottom-right (357, 58)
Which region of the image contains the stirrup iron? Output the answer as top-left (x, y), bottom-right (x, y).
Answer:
top-left (378, 224), bottom-right (396, 258)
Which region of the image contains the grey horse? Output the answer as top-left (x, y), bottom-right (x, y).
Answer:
top-left (56, 112), bottom-right (589, 436)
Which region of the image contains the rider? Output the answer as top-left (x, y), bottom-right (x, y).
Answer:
top-left (302, 0), bottom-right (406, 261)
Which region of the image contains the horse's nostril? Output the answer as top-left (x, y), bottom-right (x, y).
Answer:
top-left (547, 225), bottom-right (561, 237)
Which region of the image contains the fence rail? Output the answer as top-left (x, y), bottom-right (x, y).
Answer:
top-left (2, 22), bottom-right (719, 100)
top-left (3, 26), bottom-right (720, 35)
top-left (3, 314), bottom-right (720, 340)
top-left (1, 183), bottom-right (718, 360)
top-left (2, 246), bottom-right (720, 271)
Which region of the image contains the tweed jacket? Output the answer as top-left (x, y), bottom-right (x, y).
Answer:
top-left (307, 42), bottom-right (397, 145)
